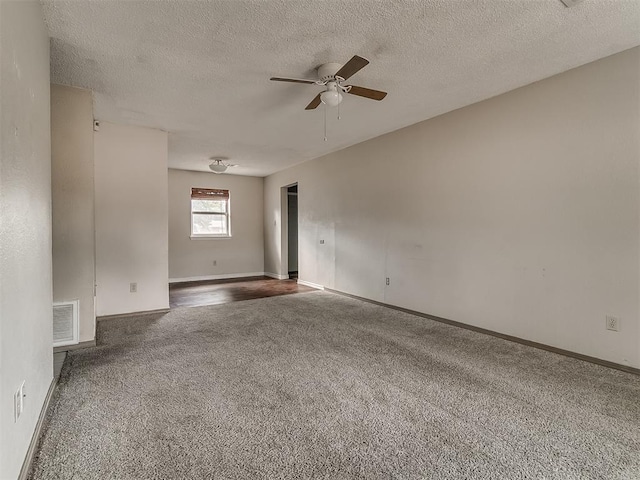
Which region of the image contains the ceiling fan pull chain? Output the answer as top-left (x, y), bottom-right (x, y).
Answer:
top-left (324, 104), bottom-right (328, 142)
top-left (337, 99), bottom-right (341, 120)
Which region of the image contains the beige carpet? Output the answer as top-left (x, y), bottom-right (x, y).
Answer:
top-left (30, 291), bottom-right (640, 479)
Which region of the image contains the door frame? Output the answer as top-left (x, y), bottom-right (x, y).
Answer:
top-left (280, 182), bottom-right (298, 279)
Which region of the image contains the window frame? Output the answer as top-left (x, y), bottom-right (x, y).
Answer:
top-left (190, 188), bottom-right (231, 239)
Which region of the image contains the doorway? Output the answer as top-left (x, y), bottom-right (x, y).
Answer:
top-left (287, 184), bottom-right (298, 279)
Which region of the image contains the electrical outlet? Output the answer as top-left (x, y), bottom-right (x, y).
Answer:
top-left (213, 260), bottom-right (217, 266)
top-left (14, 381), bottom-right (25, 422)
top-left (605, 315), bottom-right (619, 332)
top-left (130, 282), bottom-right (137, 293)
top-left (319, 239), bottom-right (325, 244)
top-left (385, 277), bottom-right (390, 286)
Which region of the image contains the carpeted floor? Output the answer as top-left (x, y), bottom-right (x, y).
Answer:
top-left (30, 291), bottom-right (640, 479)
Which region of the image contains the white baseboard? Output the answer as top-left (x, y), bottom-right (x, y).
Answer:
top-left (170, 272), bottom-right (296, 283)
top-left (297, 279), bottom-right (325, 290)
top-left (264, 272), bottom-right (289, 280)
top-left (53, 339), bottom-right (96, 353)
top-left (169, 272), bottom-right (266, 283)
top-left (97, 308), bottom-right (170, 321)
top-left (18, 377), bottom-right (57, 480)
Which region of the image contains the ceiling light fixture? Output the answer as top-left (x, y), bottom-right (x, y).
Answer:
top-left (209, 158), bottom-right (228, 174)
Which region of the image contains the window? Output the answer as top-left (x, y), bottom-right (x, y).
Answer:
top-left (190, 188), bottom-right (230, 238)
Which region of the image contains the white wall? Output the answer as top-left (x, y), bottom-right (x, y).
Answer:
top-left (51, 84), bottom-right (96, 342)
top-left (0, 1), bottom-right (53, 478)
top-left (265, 48), bottom-right (640, 368)
top-left (168, 169), bottom-right (264, 281)
top-left (94, 122), bottom-right (169, 316)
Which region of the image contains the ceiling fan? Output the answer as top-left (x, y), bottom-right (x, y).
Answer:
top-left (270, 55), bottom-right (387, 110)
top-left (209, 157), bottom-right (237, 174)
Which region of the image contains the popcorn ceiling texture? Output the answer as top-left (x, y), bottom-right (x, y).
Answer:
top-left (42, 0), bottom-right (640, 176)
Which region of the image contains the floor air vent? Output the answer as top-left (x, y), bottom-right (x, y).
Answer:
top-left (53, 300), bottom-right (79, 347)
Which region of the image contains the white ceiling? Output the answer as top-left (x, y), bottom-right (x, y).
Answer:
top-left (42, 0), bottom-right (640, 177)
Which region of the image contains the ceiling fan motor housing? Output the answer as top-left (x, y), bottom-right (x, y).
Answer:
top-left (317, 63), bottom-right (343, 83)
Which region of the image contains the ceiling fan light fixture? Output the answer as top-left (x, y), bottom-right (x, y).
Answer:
top-left (320, 90), bottom-right (343, 107)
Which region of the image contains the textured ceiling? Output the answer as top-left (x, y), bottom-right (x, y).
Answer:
top-left (42, 0), bottom-right (640, 177)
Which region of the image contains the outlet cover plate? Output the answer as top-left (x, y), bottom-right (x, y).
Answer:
top-left (606, 315), bottom-right (619, 332)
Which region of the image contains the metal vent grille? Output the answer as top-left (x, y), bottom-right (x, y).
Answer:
top-left (53, 300), bottom-right (79, 347)
top-left (560, 0), bottom-right (584, 7)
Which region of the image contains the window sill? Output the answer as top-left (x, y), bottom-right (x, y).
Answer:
top-left (190, 235), bottom-right (232, 240)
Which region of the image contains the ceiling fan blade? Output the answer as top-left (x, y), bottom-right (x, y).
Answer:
top-left (335, 55), bottom-right (369, 81)
top-left (270, 77), bottom-right (317, 85)
top-left (346, 85), bottom-right (387, 101)
top-left (305, 93), bottom-right (322, 110)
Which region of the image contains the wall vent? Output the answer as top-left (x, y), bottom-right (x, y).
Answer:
top-left (53, 300), bottom-right (79, 347)
top-left (560, 0), bottom-right (584, 7)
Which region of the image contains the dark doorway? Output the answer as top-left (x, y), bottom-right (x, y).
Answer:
top-left (287, 184), bottom-right (298, 279)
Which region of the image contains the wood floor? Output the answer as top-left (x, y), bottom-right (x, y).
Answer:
top-left (169, 276), bottom-right (314, 308)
